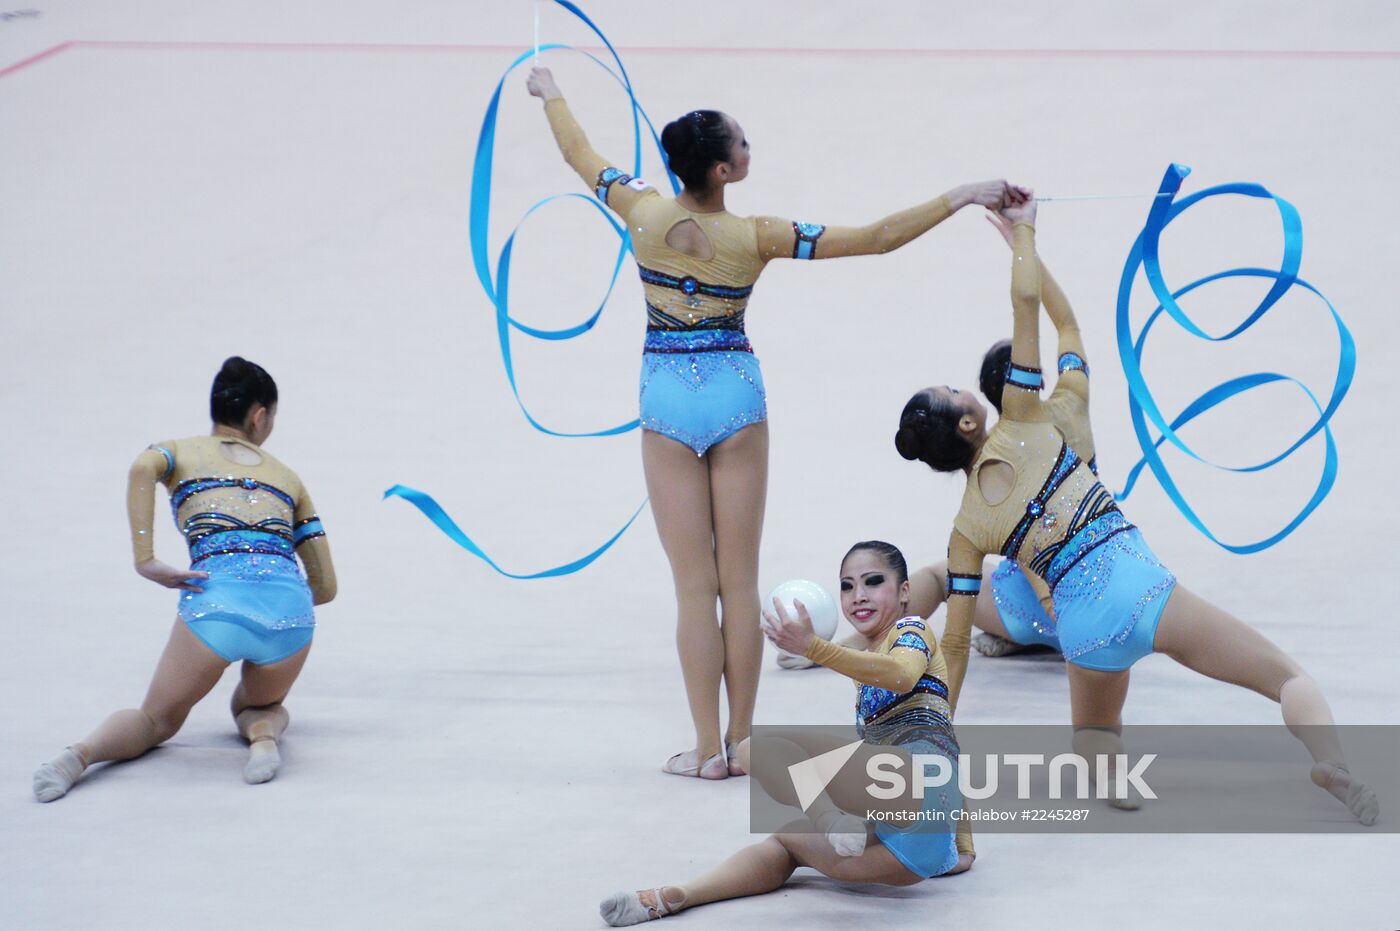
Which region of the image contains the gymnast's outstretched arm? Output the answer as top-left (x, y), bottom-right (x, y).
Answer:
top-left (762, 599), bottom-right (927, 691)
top-left (999, 198), bottom-right (1049, 424)
top-left (1036, 258), bottom-right (1089, 404)
top-left (527, 68), bottom-right (656, 221)
top-left (753, 180), bottom-right (1026, 262)
top-left (986, 211), bottom-right (1088, 403)
top-left (803, 634), bottom-right (928, 693)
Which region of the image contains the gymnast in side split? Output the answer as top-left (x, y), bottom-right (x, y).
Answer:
top-left (526, 64), bottom-right (1027, 779)
top-left (33, 357), bottom-right (336, 801)
top-left (599, 542), bottom-right (970, 927)
top-left (894, 194), bottom-right (1377, 824)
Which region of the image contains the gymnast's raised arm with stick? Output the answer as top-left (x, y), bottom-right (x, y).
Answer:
top-left (527, 64), bottom-right (1027, 781)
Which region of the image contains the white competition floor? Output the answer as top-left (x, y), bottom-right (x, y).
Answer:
top-left (3, 2), bottom-right (1398, 928)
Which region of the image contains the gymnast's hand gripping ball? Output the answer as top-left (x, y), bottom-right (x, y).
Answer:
top-left (766, 579), bottom-right (839, 662)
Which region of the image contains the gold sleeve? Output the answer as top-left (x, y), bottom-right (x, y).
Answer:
top-left (803, 636), bottom-right (928, 692)
top-left (1001, 221), bottom-right (1045, 424)
top-left (754, 193), bottom-right (956, 262)
top-left (543, 96), bottom-right (655, 221)
top-left (293, 487), bottom-right (336, 606)
top-left (126, 445), bottom-right (173, 565)
top-left (956, 818), bottom-right (976, 857)
top-left (1041, 261), bottom-right (1089, 402)
top-left (941, 530), bottom-right (986, 714)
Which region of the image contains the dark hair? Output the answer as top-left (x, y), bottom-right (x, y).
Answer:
top-left (979, 339), bottom-right (1012, 414)
top-left (842, 540), bottom-right (909, 587)
top-left (660, 110), bottom-right (734, 191)
top-left (894, 389), bottom-right (976, 472)
top-left (210, 356), bottom-right (278, 427)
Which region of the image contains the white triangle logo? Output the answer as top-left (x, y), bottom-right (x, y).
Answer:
top-left (787, 739), bottom-right (865, 811)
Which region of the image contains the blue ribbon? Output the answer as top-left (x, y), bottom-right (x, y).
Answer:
top-left (387, 0), bottom-right (677, 576)
top-left (383, 484), bottom-right (650, 579)
top-left (1114, 163), bottom-right (1355, 554)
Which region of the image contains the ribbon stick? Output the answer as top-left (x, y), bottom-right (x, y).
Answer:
top-left (1037, 192), bottom-right (1173, 202)
top-left (469, 1), bottom-right (677, 437)
top-left (388, 0), bottom-right (678, 576)
top-left (1114, 163), bottom-right (1355, 554)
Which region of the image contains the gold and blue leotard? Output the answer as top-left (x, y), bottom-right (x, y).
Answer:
top-left (945, 224), bottom-right (1176, 693)
top-left (129, 435), bottom-right (335, 665)
top-left (542, 96), bottom-right (961, 456)
top-left (804, 616), bottom-right (971, 872)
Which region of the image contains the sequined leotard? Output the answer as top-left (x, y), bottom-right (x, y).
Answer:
top-left (128, 435), bottom-right (335, 664)
top-left (942, 224), bottom-right (1176, 701)
top-left (543, 96), bottom-right (961, 455)
top-left (988, 260), bottom-right (1099, 649)
top-left (803, 617), bottom-right (970, 872)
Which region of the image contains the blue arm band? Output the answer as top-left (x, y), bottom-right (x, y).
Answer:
top-left (1006, 363), bottom-right (1044, 391)
top-left (293, 517), bottom-right (325, 546)
top-left (947, 572), bottom-right (982, 596)
top-left (792, 221), bottom-right (826, 260)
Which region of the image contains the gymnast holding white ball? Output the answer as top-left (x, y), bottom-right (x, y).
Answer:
top-left (766, 579), bottom-right (839, 665)
top-left (599, 540), bottom-right (970, 927)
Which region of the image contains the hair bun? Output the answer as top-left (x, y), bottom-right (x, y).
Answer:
top-left (210, 356), bottom-right (278, 428)
top-left (894, 426), bottom-right (921, 461)
top-left (659, 109), bottom-right (733, 192)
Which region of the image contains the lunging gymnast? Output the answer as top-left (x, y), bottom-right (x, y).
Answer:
top-left (33, 358), bottom-right (335, 801)
top-left (893, 196), bottom-right (1378, 824)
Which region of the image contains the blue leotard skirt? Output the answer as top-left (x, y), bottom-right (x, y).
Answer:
top-left (178, 548), bottom-right (315, 665)
top-left (638, 328), bottom-right (767, 457)
top-left (861, 715), bottom-right (962, 878)
top-left (1047, 512), bottom-right (1177, 672)
top-left (989, 559), bottom-right (1060, 649)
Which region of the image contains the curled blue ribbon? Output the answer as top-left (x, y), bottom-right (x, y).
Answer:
top-left (1114, 164), bottom-right (1355, 554)
top-left (386, 0), bottom-right (677, 575)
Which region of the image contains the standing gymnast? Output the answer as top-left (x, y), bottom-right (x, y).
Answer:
top-left (893, 196), bottom-right (1378, 824)
top-left (33, 357), bottom-right (336, 801)
top-left (527, 64), bottom-right (1026, 779)
top-left (599, 541), bottom-right (970, 926)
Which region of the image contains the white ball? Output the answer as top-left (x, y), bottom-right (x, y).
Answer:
top-left (768, 579), bottom-right (839, 657)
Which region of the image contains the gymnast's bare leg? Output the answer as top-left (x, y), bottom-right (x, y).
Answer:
top-left (1151, 584), bottom-right (1378, 824)
top-left (34, 619), bottom-right (228, 801)
top-left (600, 731), bottom-right (968, 926)
top-left (231, 640), bottom-right (313, 784)
top-left (707, 422), bottom-right (768, 770)
top-left (644, 425), bottom-right (767, 778)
